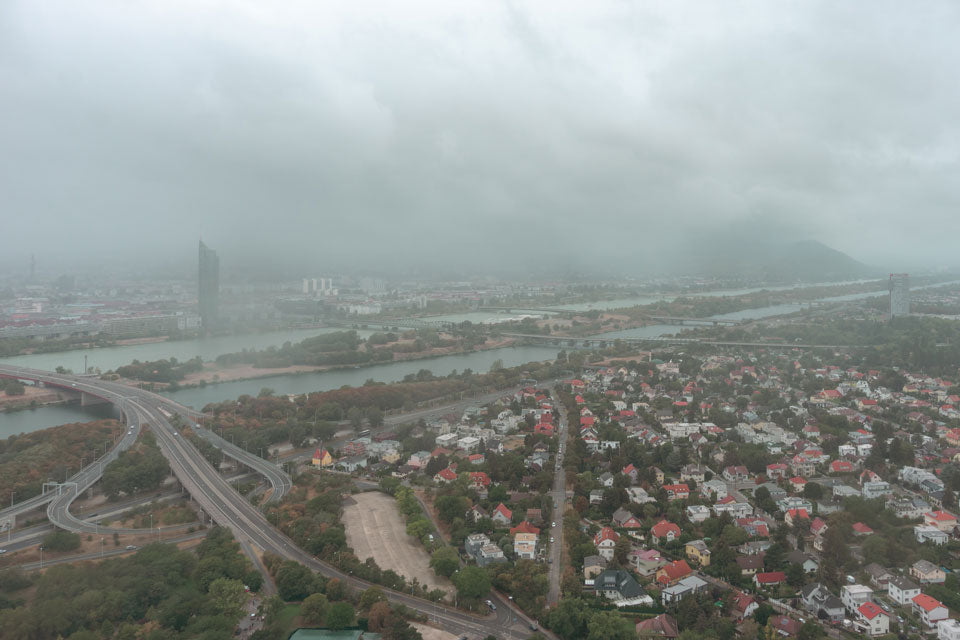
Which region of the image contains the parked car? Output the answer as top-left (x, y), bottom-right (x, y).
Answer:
top-left (485, 600), bottom-right (496, 610)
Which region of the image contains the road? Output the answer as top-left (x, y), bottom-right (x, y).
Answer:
top-left (546, 387), bottom-right (567, 606)
top-left (13, 531), bottom-right (209, 570)
top-left (0, 365), bottom-right (543, 640)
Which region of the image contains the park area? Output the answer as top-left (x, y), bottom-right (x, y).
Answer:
top-left (341, 491), bottom-right (453, 595)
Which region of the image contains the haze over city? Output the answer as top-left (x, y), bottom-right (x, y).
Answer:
top-left (3, 1), bottom-right (960, 277)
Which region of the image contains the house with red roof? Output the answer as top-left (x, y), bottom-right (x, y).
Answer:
top-left (753, 571), bottom-right (787, 588)
top-left (768, 615), bottom-right (801, 636)
top-left (434, 467), bottom-right (457, 483)
top-left (924, 510), bottom-right (958, 533)
top-left (663, 484), bottom-right (690, 501)
top-left (912, 593), bottom-right (948, 627)
top-left (492, 503), bottom-right (512, 526)
top-left (469, 471), bottom-right (491, 489)
top-left (468, 453), bottom-right (485, 465)
top-left (830, 460), bottom-right (855, 474)
top-left (810, 517), bottom-right (828, 537)
top-left (855, 602), bottom-right (889, 636)
top-left (817, 389), bottom-right (843, 401)
top-left (534, 423), bottom-right (555, 436)
top-left (732, 592), bottom-right (758, 620)
top-left (789, 476), bottom-right (808, 493)
top-left (852, 522), bottom-right (873, 536)
top-left (621, 463), bottom-right (639, 483)
top-left (656, 559), bottom-right (692, 586)
top-left (736, 516), bottom-right (769, 538)
top-left (723, 466), bottom-right (750, 482)
top-left (594, 527), bottom-right (620, 560)
top-left (636, 614), bottom-right (679, 639)
top-left (612, 507), bottom-right (643, 529)
top-left (650, 520), bottom-right (681, 543)
top-left (785, 508), bottom-right (809, 527)
top-left (509, 521), bottom-right (541, 536)
top-left (766, 463), bottom-right (789, 480)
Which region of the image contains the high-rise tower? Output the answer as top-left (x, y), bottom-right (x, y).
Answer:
top-left (198, 240), bottom-right (220, 331)
top-left (889, 273), bottom-right (910, 317)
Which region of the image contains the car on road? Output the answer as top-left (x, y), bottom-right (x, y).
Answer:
top-left (125, 545), bottom-right (137, 550)
top-left (550, 536), bottom-right (555, 543)
top-left (0, 549), bottom-right (6, 554)
top-left (485, 599), bottom-right (496, 610)
top-left (552, 521), bottom-right (556, 527)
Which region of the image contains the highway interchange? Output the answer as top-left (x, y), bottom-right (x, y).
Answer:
top-left (0, 365), bottom-right (549, 640)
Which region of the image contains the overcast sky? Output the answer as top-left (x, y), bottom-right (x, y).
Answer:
top-left (2, 1), bottom-right (959, 277)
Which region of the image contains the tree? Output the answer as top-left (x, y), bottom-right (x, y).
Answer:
top-left (276, 561), bottom-right (314, 601)
top-left (612, 534), bottom-right (631, 567)
top-left (208, 578), bottom-right (247, 621)
top-left (367, 601), bottom-right (392, 632)
top-left (42, 530), bottom-right (81, 552)
top-left (358, 586), bottom-right (386, 611)
top-left (546, 597), bottom-right (590, 640)
top-left (300, 593), bottom-right (330, 625)
top-left (325, 577), bottom-right (347, 601)
top-left (803, 482), bottom-right (823, 500)
top-left (406, 518), bottom-right (432, 540)
top-left (325, 601), bottom-right (355, 630)
top-left (586, 610), bottom-right (634, 640)
top-left (797, 621), bottom-right (824, 640)
top-left (430, 547), bottom-right (460, 578)
top-left (453, 566), bottom-right (491, 602)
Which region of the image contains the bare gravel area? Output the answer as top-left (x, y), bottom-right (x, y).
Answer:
top-left (342, 491), bottom-right (453, 595)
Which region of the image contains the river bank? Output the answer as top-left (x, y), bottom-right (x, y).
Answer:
top-left (0, 385), bottom-right (73, 413)
top-left (155, 336), bottom-right (520, 390)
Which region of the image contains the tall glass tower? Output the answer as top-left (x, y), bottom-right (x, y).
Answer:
top-left (889, 273), bottom-right (909, 317)
top-left (198, 240), bottom-right (220, 332)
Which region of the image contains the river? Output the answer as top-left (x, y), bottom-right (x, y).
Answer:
top-left (3, 278), bottom-right (956, 438)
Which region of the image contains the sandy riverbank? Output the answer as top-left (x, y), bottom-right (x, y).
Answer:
top-left (170, 337), bottom-right (520, 387)
top-left (0, 385), bottom-right (70, 411)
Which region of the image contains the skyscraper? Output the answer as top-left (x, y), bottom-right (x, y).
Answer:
top-left (889, 273), bottom-right (910, 317)
top-left (198, 240), bottom-right (220, 331)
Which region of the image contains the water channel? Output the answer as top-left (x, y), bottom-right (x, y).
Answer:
top-left (3, 279), bottom-right (955, 438)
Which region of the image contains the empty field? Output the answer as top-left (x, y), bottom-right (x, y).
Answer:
top-left (342, 491), bottom-right (453, 595)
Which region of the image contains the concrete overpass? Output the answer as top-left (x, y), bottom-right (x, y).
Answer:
top-left (0, 365), bottom-right (544, 639)
top-left (479, 306), bottom-right (741, 326)
top-left (501, 332), bottom-right (846, 350)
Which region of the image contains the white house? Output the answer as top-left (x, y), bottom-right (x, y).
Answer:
top-left (914, 594), bottom-right (950, 627)
top-left (915, 525), bottom-right (950, 546)
top-left (855, 602), bottom-right (889, 637)
top-left (888, 576), bottom-right (921, 605)
top-left (514, 533), bottom-right (537, 560)
top-left (937, 619), bottom-right (960, 640)
top-left (686, 505), bottom-right (711, 523)
top-left (841, 584), bottom-right (874, 613)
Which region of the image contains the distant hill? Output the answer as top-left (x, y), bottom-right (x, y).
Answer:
top-left (680, 239), bottom-right (877, 282)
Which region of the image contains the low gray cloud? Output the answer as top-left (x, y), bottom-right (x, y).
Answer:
top-left (2, 1), bottom-right (959, 276)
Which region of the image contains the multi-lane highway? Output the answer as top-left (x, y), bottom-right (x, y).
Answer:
top-left (0, 365), bottom-right (544, 640)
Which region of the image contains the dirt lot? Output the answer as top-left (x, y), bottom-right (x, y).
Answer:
top-left (342, 492), bottom-right (453, 595)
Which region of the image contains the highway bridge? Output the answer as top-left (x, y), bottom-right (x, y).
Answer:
top-left (501, 332), bottom-right (846, 350)
top-left (326, 318), bottom-right (455, 331)
top-left (479, 306), bottom-right (740, 325)
top-left (0, 365), bottom-right (542, 639)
